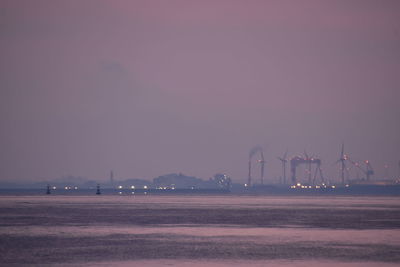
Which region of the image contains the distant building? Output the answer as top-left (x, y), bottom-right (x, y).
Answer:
top-left (153, 173), bottom-right (211, 189)
top-left (210, 173), bottom-right (232, 190)
top-left (114, 178), bottom-right (150, 189)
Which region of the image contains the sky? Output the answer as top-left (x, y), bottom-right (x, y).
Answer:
top-left (1, 0), bottom-right (399, 184)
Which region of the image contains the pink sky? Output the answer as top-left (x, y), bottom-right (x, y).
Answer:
top-left (1, 0), bottom-right (399, 183)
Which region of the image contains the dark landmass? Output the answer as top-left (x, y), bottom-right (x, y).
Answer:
top-left (1, 172), bottom-right (399, 197)
top-left (1, 184), bottom-right (399, 197)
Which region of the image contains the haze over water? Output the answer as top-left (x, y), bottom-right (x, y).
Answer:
top-left (1, 0), bottom-right (400, 183)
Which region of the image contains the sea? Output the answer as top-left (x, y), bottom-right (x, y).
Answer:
top-left (0, 191), bottom-right (399, 266)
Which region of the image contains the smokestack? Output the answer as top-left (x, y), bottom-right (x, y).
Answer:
top-left (248, 159), bottom-right (252, 187)
top-left (249, 146), bottom-right (262, 158)
top-left (110, 170), bottom-right (114, 186)
top-left (260, 151), bottom-right (265, 185)
top-left (248, 146), bottom-right (263, 187)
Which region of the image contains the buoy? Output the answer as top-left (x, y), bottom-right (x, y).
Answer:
top-left (46, 184), bottom-right (51, 195)
top-left (96, 184), bottom-right (101, 195)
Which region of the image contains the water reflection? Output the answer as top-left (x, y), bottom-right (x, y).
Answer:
top-left (0, 195), bottom-right (399, 265)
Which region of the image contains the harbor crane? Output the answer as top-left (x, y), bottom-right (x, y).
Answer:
top-left (348, 158), bottom-right (375, 181)
top-left (290, 154), bottom-right (324, 185)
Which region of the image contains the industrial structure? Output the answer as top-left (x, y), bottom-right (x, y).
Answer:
top-left (248, 146), bottom-right (265, 186)
top-left (244, 143), bottom-right (396, 187)
top-left (290, 154), bottom-right (324, 185)
top-left (347, 159), bottom-right (375, 181)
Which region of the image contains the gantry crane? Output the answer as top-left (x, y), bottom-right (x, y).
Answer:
top-left (348, 158), bottom-right (374, 181)
top-left (290, 155), bottom-right (324, 185)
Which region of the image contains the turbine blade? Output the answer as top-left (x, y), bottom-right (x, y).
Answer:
top-left (304, 150), bottom-right (309, 159)
top-left (341, 143), bottom-right (344, 157)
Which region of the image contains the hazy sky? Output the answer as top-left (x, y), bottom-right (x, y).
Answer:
top-left (1, 0), bottom-right (399, 184)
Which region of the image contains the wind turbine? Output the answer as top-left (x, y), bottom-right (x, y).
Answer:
top-left (277, 150), bottom-right (288, 184)
top-left (335, 143), bottom-right (347, 184)
top-left (304, 150), bottom-right (312, 185)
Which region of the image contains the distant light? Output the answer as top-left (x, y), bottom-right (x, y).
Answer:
top-left (316, 185), bottom-right (320, 189)
top-left (345, 184), bottom-right (350, 187)
top-left (171, 187), bottom-right (175, 190)
top-left (331, 186), bottom-right (336, 189)
top-left (297, 183), bottom-right (301, 187)
top-left (308, 186), bottom-right (312, 189)
top-left (118, 185), bottom-right (123, 189)
top-left (64, 186), bottom-right (68, 190)
top-left (143, 185), bottom-right (148, 189)
top-left (144, 192), bottom-right (147, 195)
top-left (52, 186), bottom-right (57, 190)
top-left (131, 185), bottom-right (135, 189)
top-left (74, 186), bottom-right (78, 190)
top-left (131, 192), bottom-right (135, 194)
top-left (118, 191), bottom-right (122, 194)
top-left (244, 183), bottom-right (248, 187)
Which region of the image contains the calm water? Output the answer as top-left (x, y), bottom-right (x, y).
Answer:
top-left (0, 195), bottom-right (399, 266)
